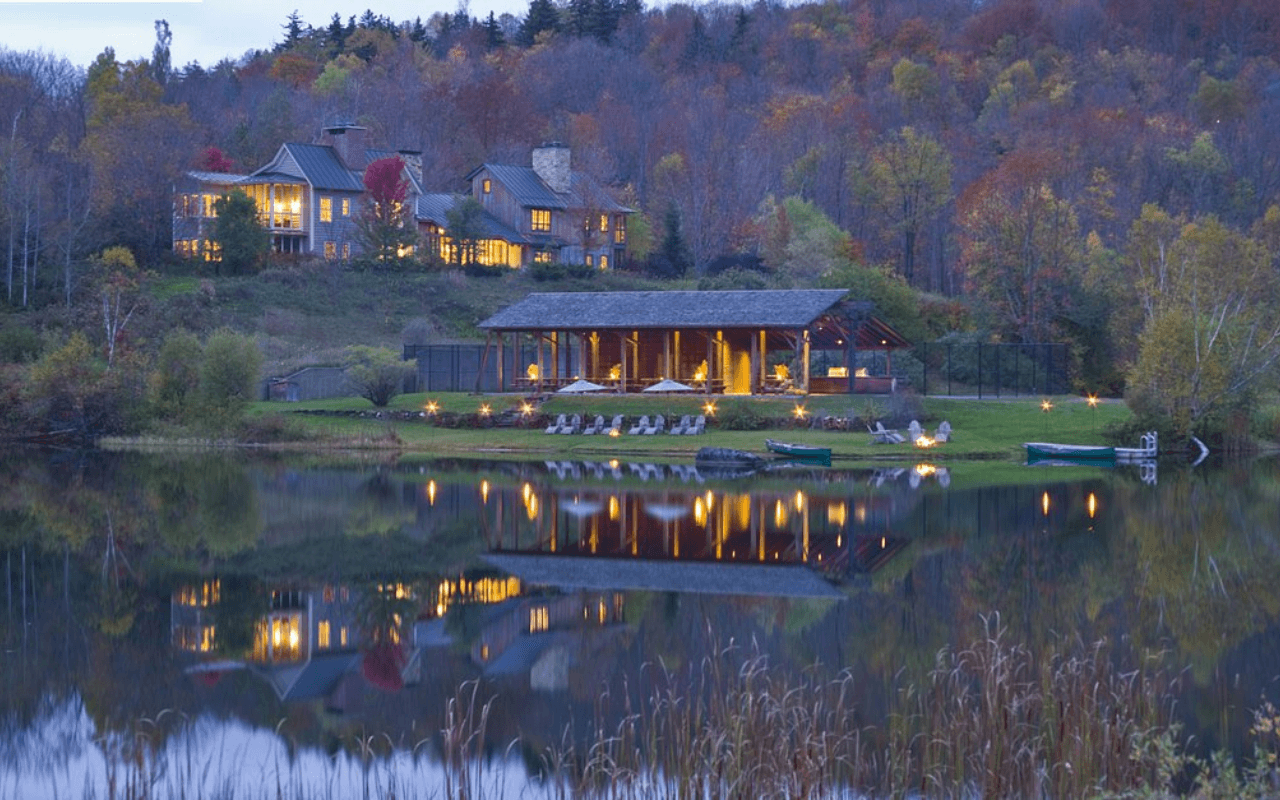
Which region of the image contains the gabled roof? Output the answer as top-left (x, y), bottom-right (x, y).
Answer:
top-left (416, 193), bottom-right (528, 243)
top-left (248, 143), bottom-right (364, 192)
top-left (479, 289), bottom-right (854, 331)
top-left (367, 149), bottom-right (425, 195)
top-left (468, 164), bottom-right (633, 213)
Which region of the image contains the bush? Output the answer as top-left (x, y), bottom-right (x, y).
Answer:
top-left (0, 323), bottom-right (42, 364)
top-left (237, 413), bottom-right (311, 443)
top-left (199, 329), bottom-right (263, 430)
top-left (718, 400), bottom-right (770, 430)
top-left (463, 262), bottom-right (507, 278)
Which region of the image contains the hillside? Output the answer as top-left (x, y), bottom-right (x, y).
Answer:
top-left (149, 265), bottom-right (678, 375)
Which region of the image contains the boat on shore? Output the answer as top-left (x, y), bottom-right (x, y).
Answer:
top-left (1026, 431), bottom-right (1159, 465)
top-left (765, 438), bottom-right (832, 464)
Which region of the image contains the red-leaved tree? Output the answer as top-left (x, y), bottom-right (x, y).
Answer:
top-left (357, 156), bottom-right (418, 262)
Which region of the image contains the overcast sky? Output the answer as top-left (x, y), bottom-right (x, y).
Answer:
top-left (0, 0), bottom-right (527, 71)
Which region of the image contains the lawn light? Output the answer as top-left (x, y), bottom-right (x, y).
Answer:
top-left (478, 403), bottom-right (491, 417)
top-left (1086, 393), bottom-right (1099, 431)
top-left (793, 404), bottom-right (808, 420)
top-left (1040, 398), bottom-right (1054, 413)
top-left (703, 400), bottom-right (717, 416)
top-left (424, 400), bottom-right (439, 416)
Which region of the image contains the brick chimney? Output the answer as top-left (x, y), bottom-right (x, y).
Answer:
top-left (532, 142), bottom-right (571, 194)
top-left (321, 123), bottom-right (369, 172)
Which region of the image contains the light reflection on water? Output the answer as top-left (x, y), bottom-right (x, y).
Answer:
top-left (1, 451), bottom-right (1276, 797)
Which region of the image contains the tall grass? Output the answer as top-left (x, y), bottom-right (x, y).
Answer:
top-left (48, 620), bottom-right (1279, 799)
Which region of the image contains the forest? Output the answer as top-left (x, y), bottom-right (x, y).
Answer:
top-left (2, 0), bottom-right (1280, 439)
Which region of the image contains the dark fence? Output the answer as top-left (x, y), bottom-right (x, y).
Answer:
top-left (901, 342), bottom-right (1069, 397)
top-left (402, 341), bottom-right (1069, 397)
top-left (404, 343), bottom-right (545, 393)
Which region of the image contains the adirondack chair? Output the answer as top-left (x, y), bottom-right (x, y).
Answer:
top-left (935, 420), bottom-right (952, 442)
top-left (560, 413), bottom-right (582, 434)
top-left (544, 414), bottom-right (567, 434)
top-left (628, 415), bottom-right (650, 435)
top-left (643, 415), bottom-right (665, 435)
top-left (869, 421), bottom-right (906, 444)
top-left (582, 415), bottom-right (605, 435)
top-left (669, 415), bottom-right (692, 434)
top-left (684, 414), bottom-right (706, 435)
top-left (908, 420), bottom-right (924, 441)
top-left (607, 415), bottom-right (625, 436)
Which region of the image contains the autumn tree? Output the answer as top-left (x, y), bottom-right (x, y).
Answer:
top-left (95, 245), bottom-right (146, 369)
top-left (1125, 214), bottom-right (1280, 437)
top-left (863, 126), bottom-right (952, 289)
top-left (959, 164), bottom-right (1084, 343)
top-left (355, 156), bottom-right (418, 264)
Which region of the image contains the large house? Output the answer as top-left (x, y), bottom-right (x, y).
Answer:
top-left (174, 132), bottom-right (632, 268)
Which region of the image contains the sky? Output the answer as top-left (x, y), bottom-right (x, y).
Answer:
top-left (0, 0), bottom-right (527, 71)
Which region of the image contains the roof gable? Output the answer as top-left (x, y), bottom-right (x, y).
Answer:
top-left (248, 143), bottom-right (364, 192)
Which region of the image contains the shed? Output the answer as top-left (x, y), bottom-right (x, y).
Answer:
top-left (476, 289), bottom-right (910, 395)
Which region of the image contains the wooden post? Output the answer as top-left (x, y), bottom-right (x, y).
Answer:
top-left (496, 332), bottom-right (504, 392)
top-left (620, 331), bottom-right (628, 393)
top-left (802, 329), bottom-right (811, 394)
top-left (749, 330), bottom-right (759, 395)
top-left (705, 331), bottom-right (714, 395)
top-left (475, 332), bottom-right (494, 394)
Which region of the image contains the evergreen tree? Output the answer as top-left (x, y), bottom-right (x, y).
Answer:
top-left (484, 12), bottom-right (506, 49)
top-left (650, 202), bottom-right (691, 278)
top-left (518, 0), bottom-right (560, 46)
top-left (327, 13), bottom-right (348, 53)
top-left (151, 20), bottom-right (172, 86)
top-left (278, 10), bottom-right (305, 52)
top-left (212, 191), bottom-right (269, 276)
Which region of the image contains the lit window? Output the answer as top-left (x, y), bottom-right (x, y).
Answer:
top-left (482, 178), bottom-right (491, 194)
top-left (585, 254), bottom-right (594, 267)
top-left (318, 620), bottom-right (331, 649)
top-left (320, 197), bottom-right (332, 223)
top-left (324, 241), bottom-right (336, 259)
top-left (323, 585), bottom-right (334, 603)
top-left (614, 215), bottom-right (626, 244)
top-left (341, 198), bottom-right (350, 216)
top-left (340, 626), bottom-right (349, 647)
top-left (599, 255), bottom-right (608, 270)
top-left (530, 208), bottom-right (551, 232)
top-left (533, 250), bottom-right (551, 263)
top-left (203, 194), bottom-right (217, 217)
top-left (599, 214), bottom-right (608, 232)
top-left (342, 243), bottom-right (350, 259)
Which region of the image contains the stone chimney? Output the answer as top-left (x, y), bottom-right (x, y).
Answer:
top-left (321, 123), bottom-right (369, 172)
top-left (532, 142), bottom-right (571, 194)
top-left (397, 149), bottom-right (423, 185)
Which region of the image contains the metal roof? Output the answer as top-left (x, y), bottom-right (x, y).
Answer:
top-left (185, 170), bottom-right (249, 184)
top-left (480, 289), bottom-right (854, 331)
top-left (470, 164), bottom-right (634, 213)
top-left (416, 194), bottom-right (529, 242)
top-left (279, 143), bottom-right (365, 191)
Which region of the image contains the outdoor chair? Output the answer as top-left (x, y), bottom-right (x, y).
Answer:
top-left (908, 420), bottom-right (924, 441)
top-left (544, 414), bottom-right (567, 434)
top-left (643, 415), bottom-right (665, 435)
top-left (628, 415), bottom-right (650, 435)
top-left (684, 414), bottom-right (706, 435)
top-left (582, 415), bottom-right (605, 435)
top-left (935, 421), bottom-right (952, 442)
top-left (607, 415), bottom-right (625, 436)
top-left (669, 415), bottom-right (692, 434)
top-left (869, 421), bottom-right (906, 444)
top-left (560, 413), bottom-right (582, 434)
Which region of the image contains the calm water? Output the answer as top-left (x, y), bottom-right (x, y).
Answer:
top-left (1, 448), bottom-right (1278, 797)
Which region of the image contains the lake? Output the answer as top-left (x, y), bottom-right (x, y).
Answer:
top-left (1, 448), bottom-right (1277, 797)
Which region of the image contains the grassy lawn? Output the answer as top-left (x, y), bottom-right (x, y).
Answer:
top-left (248, 392), bottom-right (1133, 462)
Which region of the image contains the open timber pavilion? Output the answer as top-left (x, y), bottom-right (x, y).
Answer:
top-left (474, 289), bottom-right (910, 395)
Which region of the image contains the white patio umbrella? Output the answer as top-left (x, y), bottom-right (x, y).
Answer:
top-left (642, 378), bottom-right (694, 393)
top-left (558, 379), bottom-right (608, 394)
top-left (645, 502), bottom-right (690, 521)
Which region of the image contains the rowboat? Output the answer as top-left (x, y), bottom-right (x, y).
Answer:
top-left (765, 438), bottom-right (832, 464)
top-left (1025, 442), bottom-right (1116, 464)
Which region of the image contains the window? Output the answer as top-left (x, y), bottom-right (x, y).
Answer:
top-left (482, 178), bottom-right (491, 194)
top-left (340, 626), bottom-right (349, 647)
top-left (530, 208), bottom-right (551, 232)
top-left (614, 214), bottom-right (627, 244)
top-left (203, 194), bottom-right (217, 217)
top-left (341, 198), bottom-right (350, 216)
top-left (599, 214), bottom-right (609, 233)
top-left (318, 620), bottom-right (331, 649)
top-left (599, 255), bottom-right (608, 270)
top-left (342, 243), bottom-right (350, 259)
top-left (324, 241), bottom-right (336, 259)
top-left (533, 250), bottom-right (552, 263)
top-left (319, 197), bottom-right (332, 223)
top-left (585, 254), bottom-right (594, 267)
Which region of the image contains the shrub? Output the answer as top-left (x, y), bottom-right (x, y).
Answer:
top-left (0, 323), bottom-right (42, 364)
top-left (199, 329), bottom-right (263, 430)
top-left (717, 400), bottom-right (770, 430)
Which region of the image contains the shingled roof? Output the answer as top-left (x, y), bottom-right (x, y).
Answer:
top-left (479, 289), bottom-right (853, 331)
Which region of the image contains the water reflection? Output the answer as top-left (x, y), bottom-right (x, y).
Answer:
top-left (3, 449), bottom-right (1275, 797)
